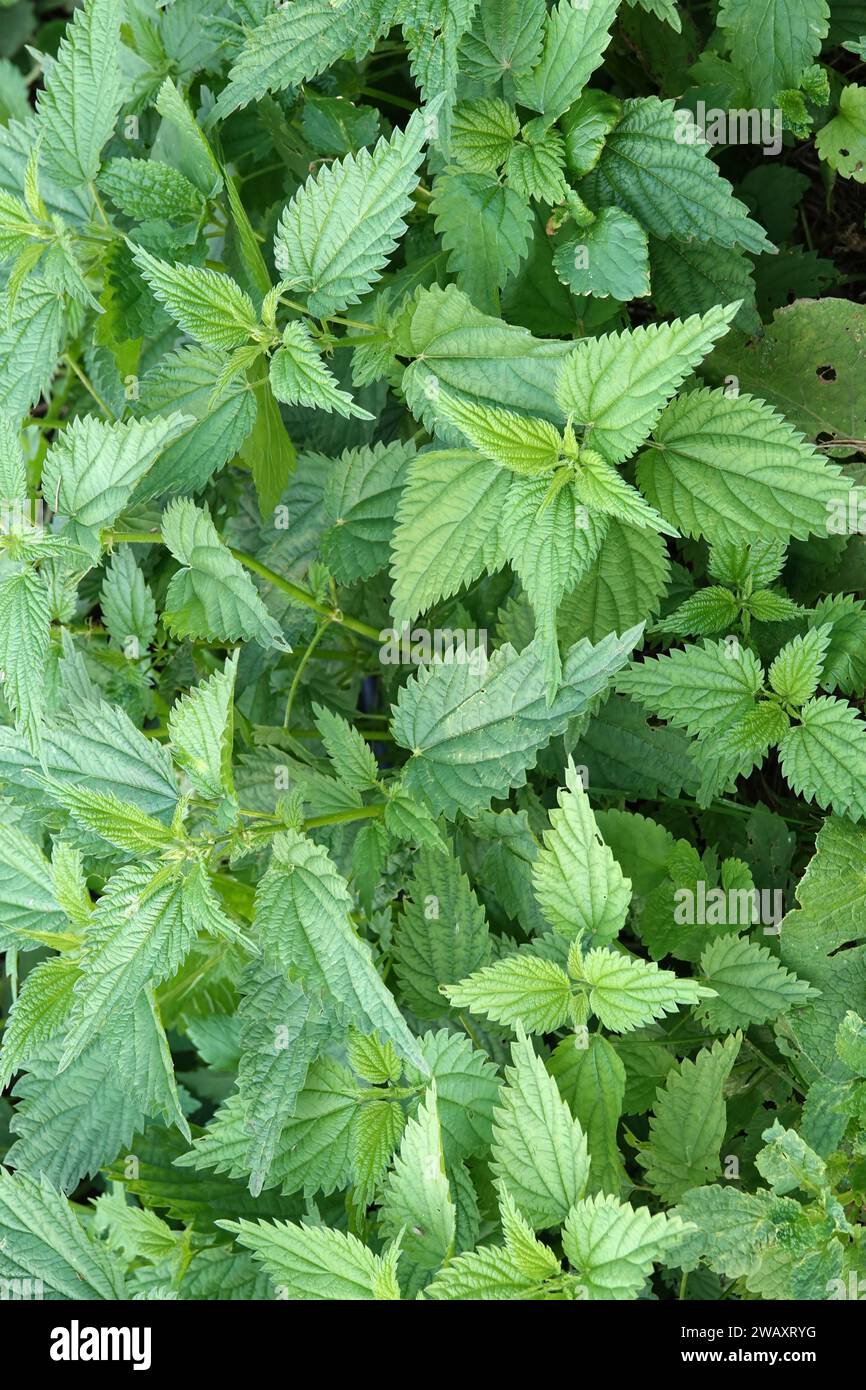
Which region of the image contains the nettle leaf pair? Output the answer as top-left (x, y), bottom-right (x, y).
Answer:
top-left (620, 624), bottom-right (866, 818)
top-left (132, 99), bottom-right (440, 430)
top-left (392, 297), bottom-right (844, 696)
top-left (444, 760), bottom-right (711, 1032)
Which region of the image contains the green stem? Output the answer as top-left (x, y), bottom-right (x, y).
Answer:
top-left (743, 1038), bottom-right (802, 1096)
top-left (229, 547), bottom-right (381, 642)
top-left (88, 181), bottom-right (112, 230)
top-left (357, 85), bottom-right (417, 110)
top-left (283, 617), bottom-right (333, 727)
top-left (105, 531), bottom-right (382, 643)
top-left (238, 802), bottom-right (387, 831)
top-left (62, 354), bottom-right (115, 419)
top-left (303, 803), bottom-right (386, 830)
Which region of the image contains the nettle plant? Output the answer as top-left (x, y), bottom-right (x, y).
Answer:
top-left (0, 0), bottom-right (865, 1304)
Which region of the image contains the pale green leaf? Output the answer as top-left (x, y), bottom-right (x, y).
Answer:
top-left (161, 498), bottom-right (286, 649)
top-left (533, 759), bottom-right (632, 944)
top-left (274, 102), bottom-right (435, 317)
top-left (491, 1026), bottom-right (590, 1230)
top-left (168, 652), bottom-right (238, 800)
top-left (555, 303), bottom-right (739, 465)
top-left (563, 1193), bottom-right (690, 1299)
top-left (35, 0), bottom-right (122, 190)
top-left (254, 829), bottom-right (427, 1070)
top-left (393, 626), bottom-right (642, 819)
top-left (638, 1032), bottom-right (742, 1202)
top-left (576, 947), bottom-right (713, 1033)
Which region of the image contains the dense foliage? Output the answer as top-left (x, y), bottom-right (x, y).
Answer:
top-left (1, 0), bottom-right (866, 1304)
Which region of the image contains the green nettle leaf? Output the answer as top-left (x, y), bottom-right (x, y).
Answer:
top-left (755, 1120), bottom-right (829, 1196)
top-left (35, 779), bottom-right (178, 856)
top-left (399, 282), bottom-right (571, 433)
top-left (558, 517), bottom-right (671, 643)
top-left (717, 0), bottom-right (830, 109)
top-left (638, 1033), bottom-right (742, 1202)
top-left (553, 207), bottom-right (650, 302)
top-left (699, 934), bottom-right (818, 1031)
top-left (768, 627), bottom-right (830, 706)
top-left (434, 394), bottom-right (562, 476)
top-left (443, 954), bottom-right (573, 1033)
top-left (274, 103), bottom-right (437, 317)
top-left (0, 282), bottom-right (65, 417)
top-left (451, 98), bottom-right (520, 171)
top-left (660, 586), bottom-right (741, 637)
top-left (638, 389), bottom-right (847, 542)
top-left (809, 595), bottom-right (866, 695)
top-left (269, 322), bottom-right (373, 419)
top-left (35, 0), bottom-right (123, 190)
top-left (351, 1099), bottom-right (405, 1207)
top-left (582, 97), bottom-right (775, 254)
top-left (496, 476), bottom-right (611, 694)
top-left (135, 346), bottom-right (258, 502)
top-left (548, 1033), bottom-right (627, 1197)
top-left (42, 414), bottom-right (192, 545)
top-left (379, 1085), bottom-right (456, 1273)
top-left (0, 1168), bottom-right (128, 1298)
top-left (2, 0), bottom-right (864, 1311)
top-left (98, 159), bottom-right (204, 223)
top-left (6, 1040), bottom-right (144, 1193)
top-left (239, 377), bottom-right (297, 519)
top-left (392, 843), bottom-right (490, 1019)
top-left (167, 652), bottom-right (238, 800)
top-left (650, 237), bottom-right (761, 335)
top-left (491, 1027), bottom-right (590, 1231)
top-left (816, 84), bottom-right (866, 182)
top-left (210, 1), bottom-right (397, 121)
top-left (313, 704), bottom-right (379, 792)
top-left (563, 1194), bottom-right (691, 1300)
top-left (515, 0), bottom-right (621, 122)
top-left (236, 965), bottom-right (325, 1198)
top-left (778, 697), bottom-right (866, 821)
top-left (100, 547), bottom-right (158, 652)
top-left (0, 566), bottom-right (50, 749)
top-left (161, 499), bottom-right (287, 649)
top-left (576, 947), bottom-right (714, 1033)
top-left (431, 171), bottom-right (532, 312)
top-left (390, 450), bottom-right (512, 623)
top-left (618, 638), bottom-right (765, 740)
top-left (393, 626), bottom-right (642, 819)
top-left (409, 1030), bottom-right (500, 1163)
top-left (0, 826), bottom-right (67, 950)
top-left (254, 830), bottom-right (427, 1071)
top-left (129, 246), bottom-right (261, 352)
top-left (221, 1218), bottom-right (401, 1300)
top-left (533, 759), bottom-right (632, 943)
top-left (321, 440), bottom-right (415, 584)
top-left (60, 865), bottom-right (197, 1068)
top-left (506, 121), bottom-right (567, 204)
top-left (459, 0), bottom-right (546, 83)
top-left (555, 304), bottom-right (739, 465)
